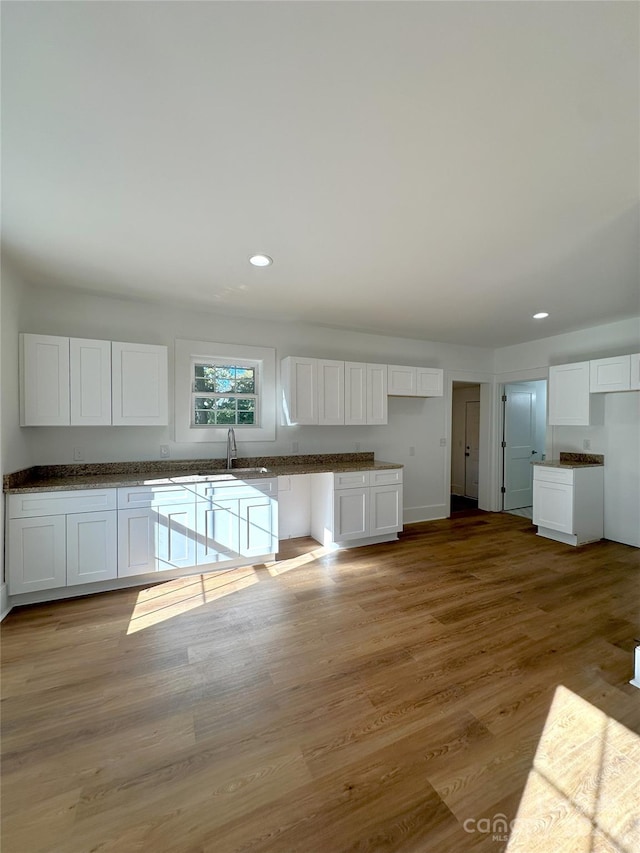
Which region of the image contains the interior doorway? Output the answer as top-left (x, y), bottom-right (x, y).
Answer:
top-left (451, 382), bottom-right (481, 513)
top-left (501, 380), bottom-right (547, 517)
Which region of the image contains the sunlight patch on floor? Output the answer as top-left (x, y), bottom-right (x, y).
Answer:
top-left (126, 568), bottom-right (259, 634)
top-left (267, 543), bottom-right (336, 576)
top-left (505, 685), bottom-right (639, 852)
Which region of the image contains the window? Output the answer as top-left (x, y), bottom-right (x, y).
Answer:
top-left (175, 339), bottom-right (276, 443)
top-left (192, 362), bottom-right (259, 427)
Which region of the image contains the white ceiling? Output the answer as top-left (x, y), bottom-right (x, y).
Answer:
top-left (2, 1), bottom-right (638, 348)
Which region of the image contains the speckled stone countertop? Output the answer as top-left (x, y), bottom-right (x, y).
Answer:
top-left (3, 453), bottom-right (404, 494)
top-left (532, 452), bottom-right (604, 469)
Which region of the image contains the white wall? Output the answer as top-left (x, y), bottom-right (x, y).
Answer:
top-left (495, 319), bottom-right (640, 546)
top-left (8, 280), bottom-right (495, 523)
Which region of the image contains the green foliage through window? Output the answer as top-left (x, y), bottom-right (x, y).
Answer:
top-left (192, 363), bottom-right (258, 426)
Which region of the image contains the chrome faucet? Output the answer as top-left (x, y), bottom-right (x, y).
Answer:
top-left (226, 427), bottom-right (237, 469)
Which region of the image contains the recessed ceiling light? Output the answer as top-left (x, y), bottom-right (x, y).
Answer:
top-left (249, 254), bottom-right (273, 267)
top-left (533, 312), bottom-right (549, 319)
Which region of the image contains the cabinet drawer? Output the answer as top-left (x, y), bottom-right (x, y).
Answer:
top-left (195, 478), bottom-right (277, 502)
top-left (532, 467), bottom-right (574, 486)
top-left (333, 471), bottom-right (370, 489)
top-left (9, 488), bottom-right (117, 518)
top-left (117, 485), bottom-right (195, 509)
top-left (370, 468), bottom-right (403, 487)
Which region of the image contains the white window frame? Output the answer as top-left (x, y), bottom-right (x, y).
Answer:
top-left (191, 358), bottom-right (260, 429)
top-left (175, 339), bottom-right (276, 443)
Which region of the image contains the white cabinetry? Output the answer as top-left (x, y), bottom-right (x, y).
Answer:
top-left (20, 334), bottom-right (168, 426)
top-left (281, 357), bottom-right (318, 425)
top-left (388, 365), bottom-right (443, 397)
top-left (7, 489), bottom-right (117, 594)
top-left (111, 342), bottom-right (168, 426)
top-left (311, 468), bottom-right (403, 548)
top-left (631, 354), bottom-right (640, 391)
top-left (20, 334), bottom-right (70, 426)
top-left (590, 354), bottom-right (640, 393)
top-left (533, 465), bottom-right (603, 546)
top-left (318, 359), bottom-right (345, 425)
top-left (70, 338), bottom-right (112, 425)
top-left (366, 364), bottom-right (388, 424)
top-left (548, 362), bottom-right (591, 425)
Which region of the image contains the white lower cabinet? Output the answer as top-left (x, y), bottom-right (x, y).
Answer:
top-left (533, 465), bottom-right (603, 546)
top-left (156, 503), bottom-right (197, 571)
top-left (311, 468), bottom-right (403, 547)
top-left (7, 489), bottom-right (117, 594)
top-left (8, 515), bottom-right (67, 594)
top-left (195, 499), bottom-right (240, 566)
top-left (240, 494), bottom-right (278, 557)
top-left (67, 511), bottom-right (117, 585)
top-left (117, 508), bottom-right (158, 577)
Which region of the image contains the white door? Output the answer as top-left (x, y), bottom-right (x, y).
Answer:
top-left (533, 481), bottom-right (574, 533)
top-left (156, 503), bottom-right (197, 571)
top-left (366, 364), bottom-right (388, 424)
top-left (8, 516), bottom-right (67, 594)
top-left (503, 385), bottom-right (536, 510)
top-left (370, 485), bottom-right (402, 535)
top-left (111, 342), bottom-right (168, 426)
top-left (20, 333), bottom-right (70, 426)
top-left (333, 488), bottom-right (368, 540)
top-left (239, 495), bottom-right (277, 557)
top-left (464, 401), bottom-right (480, 499)
top-left (344, 362), bottom-right (367, 426)
top-left (118, 508), bottom-right (158, 576)
top-left (70, 338), bottom-right (112, 425)
top-left (196, 499), bottom-right (240, 565)
top-left (67, 510), bottom-right (117, 585)
top-left (317, 360), bottom-right (345, 425)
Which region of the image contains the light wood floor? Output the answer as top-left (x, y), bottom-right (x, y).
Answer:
top-left (2, 513), bottom-right (639, 853)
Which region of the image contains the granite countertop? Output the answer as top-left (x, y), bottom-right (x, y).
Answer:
top-left (532, 451), bottom-right (604, 469)
top-left (3, 453), bottom-right (403, 494)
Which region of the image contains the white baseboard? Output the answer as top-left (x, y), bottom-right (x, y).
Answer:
top-left (404, 504), bottom-right (448, 524)
top-left (0, 583), bottom-right (12, 622)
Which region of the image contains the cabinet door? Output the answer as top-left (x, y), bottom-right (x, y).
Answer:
top-left (156, 503), bottom-right (197, 571)
top-left (118, 508), bottom-right (158, 576)
top-left (318, 360), bottom-right (345, 425)
top-left (281, 356), bottom-right (318, 425)
top-left (112, 342), bottom-right (168, 426)
top-left (20, 333), bottom-right (70, 426)
top-left (196, 498), bottom-right (240, 566)
top-left (533, 481), bottom-right (574, 533)
top-left (370, 485), bottom-right (403, 535)
top-left (416, 367), bottom-right (444, 397)
top-left (548, 362), bottom-right (591, 426)
top-left (387, 365), bottom-right (416, 396)
top-left (344, 362), bottom-right (367, 426)
top-left (67, 511), bottom-right (117, 585)
top-left (8, 516), bottom-right (67, 594)
top-left (366, 364), bottom-right (388, 424)
top-left (631, 354), bottom-right (640, 391)
top-left (333, 488), bottom-right (368, 540)
top-left (590, 355), bottom-right (631, 393)
top-left (239, 495), bottom-right (278, 557)
top-left (70, 338), bottom-right (112, 425)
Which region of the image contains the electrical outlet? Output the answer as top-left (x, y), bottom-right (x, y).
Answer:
top-left (160, 445), bottom-right (170, 458)
top-left (439, 437), bottom-right (447, 447)
top-left (583, 439), bottom-right (591, 451)
top-left (73, 447), bottom-right (84, 462)
top-left (408, 446), bottom-right (415, 456)
top-left (292, 441), bottom-right (299, 454)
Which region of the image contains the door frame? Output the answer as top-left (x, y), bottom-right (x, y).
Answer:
top-left (445, 371), bottom-right (496, 515)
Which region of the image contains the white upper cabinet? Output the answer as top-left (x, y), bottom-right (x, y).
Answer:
top-left (70, 338), bottom-right (112, 425)
top-left (281, 356), bottom-right (318, 425)
top-left (416, 367), bottom-right (444, 397)
top-left (388, 365), bottom-right (416, 396)
top-left (388, 364), bottom-right (443, 397)
top-left (590, 355), bottom-right (634, 393)
top-left (366, 363), bottom-right (388, 424)
top-left (548, 362), bottom-right (591, 425)
top-left (317, 359), bottom-right (345, 425)
top-left (20, 334), bottom-right (70, 426)
top-left (344, 362), bottom-right (367, 426)
top-left (111, 342), bottom-right (169, 426)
